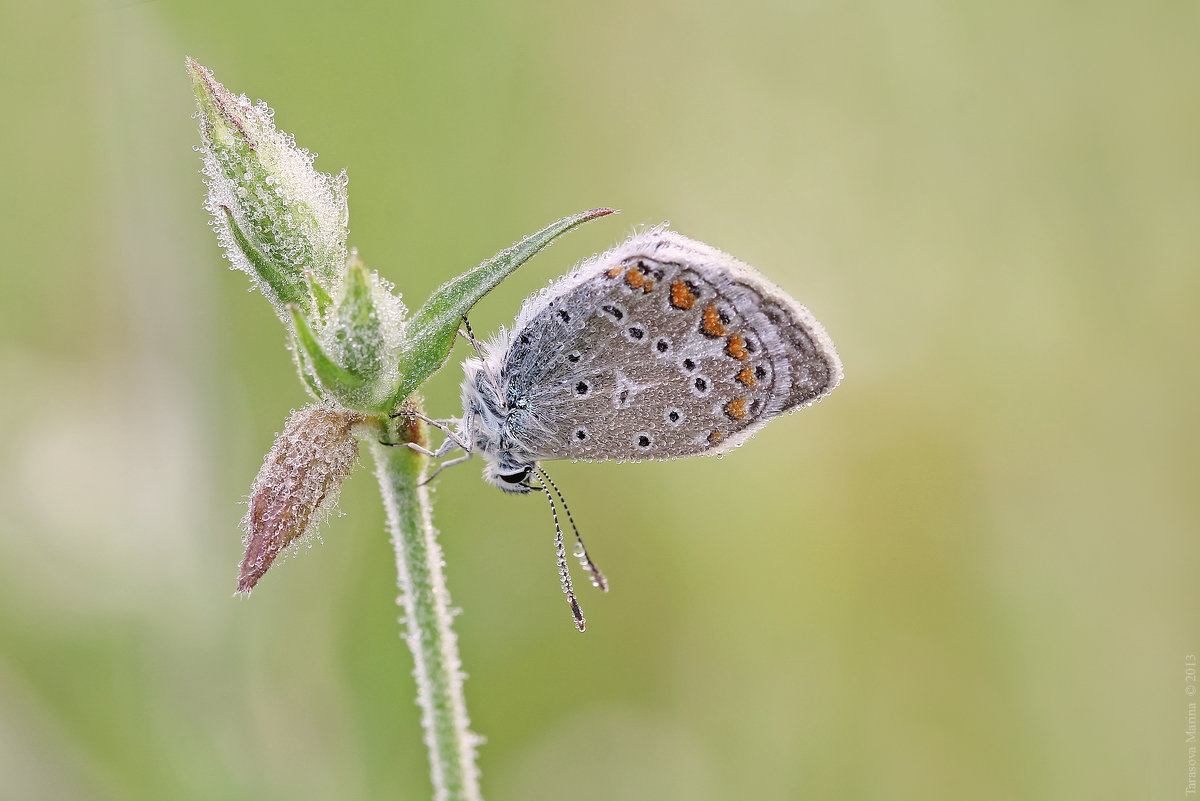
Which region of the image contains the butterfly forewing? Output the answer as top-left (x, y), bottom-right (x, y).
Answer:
top-left (496, 232), bottom-right (841, 463)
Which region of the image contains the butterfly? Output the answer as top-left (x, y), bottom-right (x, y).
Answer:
top-left (401, 229), bottom-right (842, 629)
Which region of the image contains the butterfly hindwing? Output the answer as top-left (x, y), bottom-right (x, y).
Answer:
top-left (493, 231), bottom-right (842, 463)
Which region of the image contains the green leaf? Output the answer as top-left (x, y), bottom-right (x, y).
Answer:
top-left (287, 304), bottom-right (368, 400)
top-left (391, 208), bottom-right (614, 407)
top-left (306, 271), bottom-right (334, 323)
top-left (222, 206), bottom-right (309, 309)
top-left (290, 332), bottom-right (325, 400)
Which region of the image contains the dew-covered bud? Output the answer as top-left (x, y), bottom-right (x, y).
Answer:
top-left (238, 404), bottom-right (363, 593)
top-left (188, 58), bottom-right (348, 317)
top-left (288, 252), bottom-right (409, 410)
top-left (330, 255), bottom-right (386, 380)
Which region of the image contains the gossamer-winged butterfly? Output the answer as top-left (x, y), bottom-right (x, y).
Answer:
top-left (400, 228), bottom-right (842, 630)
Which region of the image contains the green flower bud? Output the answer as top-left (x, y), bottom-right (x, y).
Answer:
top-left (287, 253), bottom-right (409, 410)
top-left (288, 304), bottom-right (369, 402)
top-left (188, 58), bottom-right (348, 317)
top-left (330, 254), bottom-right (387, 381)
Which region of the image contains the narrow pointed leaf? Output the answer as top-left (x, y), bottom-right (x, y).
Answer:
top-left (393, 208), bottom-right (614, 406)
top-left (288, 304), bottom-right (368, 399)
top-left (222, 206), bottom-right (309, 308)
top-left (306, 270), bottom-right (334, 323)
top-left (291, 336), bottom-right (325, 400)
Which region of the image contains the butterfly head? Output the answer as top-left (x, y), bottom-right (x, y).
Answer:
top-left (482, 461), bottom-right (537, 494)
top-left (462, 354), bottom-right (539, 494)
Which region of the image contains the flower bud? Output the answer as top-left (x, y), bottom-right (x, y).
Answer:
top-left (288, 252), bottom-right (409, 411)
top-left (238, 404), bottom-right (362, 593)
top-left (188, 58), bottom-right (348, 316)
top-left (330, 255), bottom-right (386, 380)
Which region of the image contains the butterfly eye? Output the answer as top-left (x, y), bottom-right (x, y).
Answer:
top-left (499, 467), bottom-right (531, 485)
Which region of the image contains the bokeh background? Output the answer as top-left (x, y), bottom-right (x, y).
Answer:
top-left (1, 2), bottom-right (1197, 799)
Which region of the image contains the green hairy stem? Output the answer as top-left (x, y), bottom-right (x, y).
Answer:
top-left (371, 420), bottom-right (482, 801)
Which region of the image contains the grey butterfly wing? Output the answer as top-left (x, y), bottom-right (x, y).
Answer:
top-left (498, 230), bottom-right (842, 462)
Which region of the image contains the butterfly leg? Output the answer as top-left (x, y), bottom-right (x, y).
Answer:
top-left (388, 404), bottom-right (461, 431)
top-left (415, 408), bottom-right (478, 484)
top-left (396, 439), bottom-right (450, 458)
top-left (378, 421), bottom-right (468, 461)
top-left (391, 411), bottom-right (472, 453)
top-left (410, 403), bottom-right (478, 461)
top-left (418, 450), bottom-right (475, 486)
top-left (401, 427), bottom-right (467, 459)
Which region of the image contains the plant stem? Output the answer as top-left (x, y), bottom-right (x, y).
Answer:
top-left (369, 424), bottom-right (483, 801)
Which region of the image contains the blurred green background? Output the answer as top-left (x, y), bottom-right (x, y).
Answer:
top-left (1, 1), bottom-right (1196, 799)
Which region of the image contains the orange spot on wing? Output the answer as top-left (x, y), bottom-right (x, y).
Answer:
top-left (707, 431), bottom-right (725, 444)
top-left (736, 366), bottom-right (757, 386)
top-left (670, 280), bottom-right (696, 309)
top-left (624, 267), bottom-right (645, 289)
top-left (702, 306), bottom-right (727, 337)
top-left (727, 333), bottom-right (749, 360)
top-left (606, 266), bottom-right (623, 278)
top-left (725, 397), bottom-right (749, 420)
top-left (642, 279), bottom-right (655, 293)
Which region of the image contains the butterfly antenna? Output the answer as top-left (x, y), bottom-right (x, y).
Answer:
top-left (535, 475), bottom-right (586, 632)
top-left (461, 315), bottom-right (505, 402)
top-left (460, 315), bottom-right (485, 357)
top-left (537, 467), bottom-right (608, 592)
